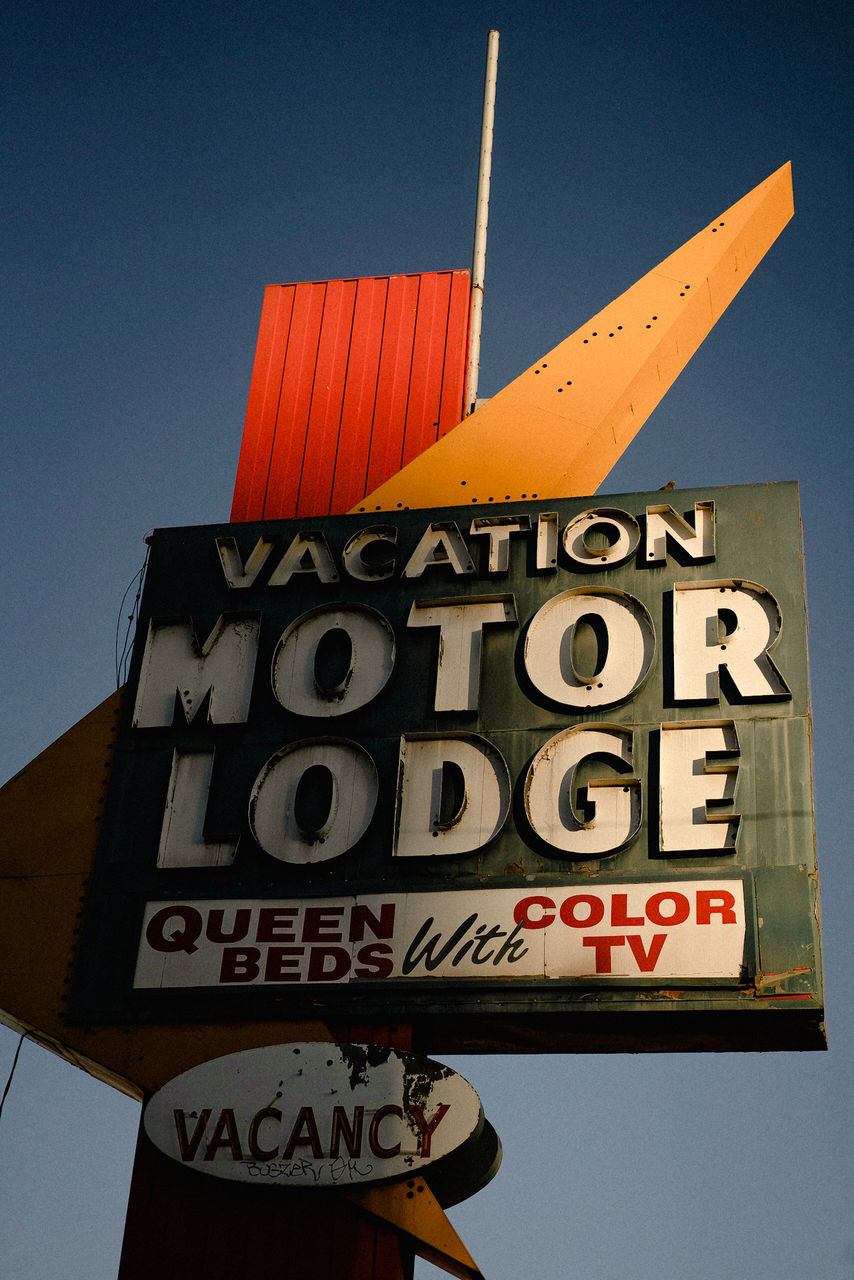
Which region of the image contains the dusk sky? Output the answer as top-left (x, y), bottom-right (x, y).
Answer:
top-left (1, 3), bottom-right (852, 1277)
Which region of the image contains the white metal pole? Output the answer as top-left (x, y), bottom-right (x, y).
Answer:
top-left (465, 29), bottom-right (499, 416)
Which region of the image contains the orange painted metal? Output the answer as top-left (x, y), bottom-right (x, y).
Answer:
top-left (230, 270), bottom-right (470, 521)
top-left (356, 164), bottom-right (794, 512)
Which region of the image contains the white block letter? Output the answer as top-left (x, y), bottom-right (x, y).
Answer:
top-left (133, 614), bottom-right (260, 727)
top-left (524, 588), bottom-right (655, 711)
top-left (250, 739), bottom-right (378, 865)
top-left (272, 604), bottom-right (395, 718)
top-left (659, 721), bottom-right (740, 854)
top-left (407, 595), bottom-right (517, 712)
top-left (394, 734), bottom-right (511, 858)
top-left (672, 581), bottom-right (790, 703)
top-left (157, 749), bottom-right (238, 868)
top-left (524, 725), bottom-right (641, 858)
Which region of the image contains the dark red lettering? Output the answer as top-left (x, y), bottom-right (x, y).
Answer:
top-left (248, 1108), bottom-right (281, 1160)
top-left (302, 906), bottom-right (345, 943)
top-left (368, 1104), bottom-right (403, 1158)
top-left (173, 1108), bottom-right (211, 1161)
top-left (219, 947), bottom-right (261, 983)
top-left (204, 1109), bottom-right (243, 1161)
top-left (282, 1106), bottom-right (323, 1160)
top-left (263, 947), bottom-right (304, 982)
top-left (256, 907), bottom-right (298, 943)
top-left (348, 902), bottom-right (395, 942)
top-left (307, 946), bottom-right (350, 982)
top-left (354, 942), bottom-right (394, 979)
top-left (407, 1103), bottom-right (451, 1158)
top-left (330, 1106), bottom-right (364, 1158)
top-left (145, 905), bottom-right (202, 954)
top-left (206, 908), bottom-right (251, 944)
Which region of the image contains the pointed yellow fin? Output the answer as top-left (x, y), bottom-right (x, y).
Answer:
top-left (353, 163), bottom-right (793, 510)
top-left (345, 1178), bottom-right (484, 1280)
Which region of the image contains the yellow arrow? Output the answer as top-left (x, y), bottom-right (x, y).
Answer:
top-left (345, 1178), bottom-right (484, 1280)
top-left (352, 162), bottom-right (793, 512)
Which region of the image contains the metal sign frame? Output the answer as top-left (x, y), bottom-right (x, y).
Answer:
top-left (72, 482), bottom-right (823, 1053)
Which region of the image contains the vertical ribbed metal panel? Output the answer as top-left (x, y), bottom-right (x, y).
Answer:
top-left (230, 270), bottom-right (470, 521)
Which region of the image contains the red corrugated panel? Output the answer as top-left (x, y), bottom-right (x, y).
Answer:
top-left (230, 270), bottom-right (470, 521)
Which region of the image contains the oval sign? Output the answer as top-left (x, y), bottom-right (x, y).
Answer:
top-left (143, 1042), bottom-right (500, 1201)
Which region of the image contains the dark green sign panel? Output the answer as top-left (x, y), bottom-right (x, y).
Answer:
top-left (74, 482), bottom-right (824, 1052)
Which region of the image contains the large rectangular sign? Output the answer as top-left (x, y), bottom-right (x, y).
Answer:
top-left (74, 483), bottom-right (824, 1051)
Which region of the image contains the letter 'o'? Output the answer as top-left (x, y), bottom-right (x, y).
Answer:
top-left (250, 740), bottom-right (378, 864)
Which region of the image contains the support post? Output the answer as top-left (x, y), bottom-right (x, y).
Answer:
top-left (464, 29), bottom-right (499, 416)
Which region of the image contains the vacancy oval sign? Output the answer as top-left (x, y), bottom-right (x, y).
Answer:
top-left (144, 1042), bottom-right (498, 1199)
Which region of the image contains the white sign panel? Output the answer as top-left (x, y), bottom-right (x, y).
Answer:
top-left (135, 880), bottom-right (746, 989)
top-left (143, 1043), bottom-right (491, 1191)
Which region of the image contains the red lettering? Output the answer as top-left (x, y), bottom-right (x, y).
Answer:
top-left (513, 896), bottom-right (555, 928)
top-left (330, 1106), bottom-right (364, 1158)
top-left (256, 907), bottom-right (298, 943)
top-left (354, 942), bottom-right (394, 979)
top-left (145, 905), bottom-right (202, 954)
top-left (407, 1103), bottom-right (451, 1158)
top-left (610, 893), bottom-right (644, 927)
top-left (248, 1108), bottom-right (281, 1160)
top-left (582, 935), bottom-right (625, 972)
top-left (626, 933), bottom-right (667, 972)
top-left (282, 1106), bottom-right (323, 1160)
top-left (307, 946), bottom-right (350, 982)
top-left (561, 895), bottom-right (605, 928)
top-left (204, 1109), bottom-right (243, 1161)
top-left (646, 892), bottom-right (690, 925)
top-left (302, 906), bottom-right (345, 943)
top-left (173, 1108), bottom-right (211, 1161)
top-left (263, 947), bottom-right (304, 982)
top-left (696, 889), bottom-right (737, 924)
top-left (368, 1104), bottom-right (403, 1158)
top-left (348, 902), bottom-right (395, 942)
top-left (206, 908), bottom-right (251, 944)
top-left (219, 947), bottom-right (260, 983)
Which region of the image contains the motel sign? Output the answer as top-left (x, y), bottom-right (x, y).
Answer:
top-left (73, 481), bottom-right (823, 1053)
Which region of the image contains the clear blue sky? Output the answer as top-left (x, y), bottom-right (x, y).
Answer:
top-left (1, 3), bottom-right (852, 1277)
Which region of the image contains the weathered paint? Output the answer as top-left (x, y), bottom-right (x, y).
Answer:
top-left (230, 271), bottom-right (471, 522)
top-left (133, 882), bottom-right (748, 986)
top-left (143, 1042), bottom-right (499, 1201)
top-left (354, 164), bottom-right (794, 511)
top-left (68, 482), bottom-right (823, 1053)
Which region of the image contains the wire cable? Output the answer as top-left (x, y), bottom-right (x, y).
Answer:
top-left (115, 539), bottom-right (151, 688)
top-left (0, 1032), bottom-right (31, 1124)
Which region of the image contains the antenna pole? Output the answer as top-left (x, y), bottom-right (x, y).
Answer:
top-left (465, 29), bottom-right (499, 416)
